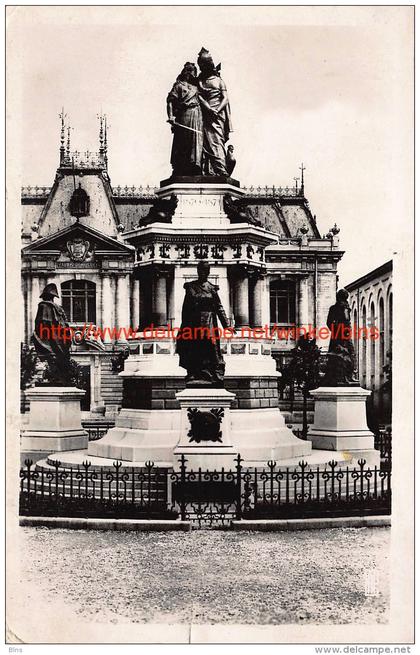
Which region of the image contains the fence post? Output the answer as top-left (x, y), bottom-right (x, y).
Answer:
top-left (329, 460), bottom-right (337, 504)
top-left (53, 461), bottom-right (60, 509)
top-left (82, 461), bottom-right (90, 500)
top-left (114, 461), bottom-right (121, 512)
top-left (145, 461), bottom-right (154, 517)
top-left (179, 454), bottom-right (187, 522)
top-left (268, 460), bottom-right (276, 506)
top-left (23, 459), bottom-right (33, 495)
top-left (358, 458), bottom-right (366, 502)
top-left (235, 454), bottom-right (243, 520)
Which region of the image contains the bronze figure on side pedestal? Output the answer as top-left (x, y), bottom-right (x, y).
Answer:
top-left (176, 262), bottom-right (231, 388)
top-left (323, 288), bottom-right (359, 386)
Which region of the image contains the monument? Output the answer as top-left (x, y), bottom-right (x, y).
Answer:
top-left (77, 47), bottom-right (312, 469)
top-left (308, 289), bottom-right (379, 465)
top-left (21, 283), bottom-right (87, 463)
top-left (34, 46), bottom-right (372, 473)
top-left (173, 261), bottom-right (238, 467)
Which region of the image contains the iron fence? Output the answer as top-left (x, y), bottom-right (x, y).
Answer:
top-left (20, 455), bottom-right (391, 527)
top-left (19, 460), bottom-right (176, 520)
top-left (238, 458), bottom-right (391, 522)
top-left (374, 428), bottom-right (392, 469)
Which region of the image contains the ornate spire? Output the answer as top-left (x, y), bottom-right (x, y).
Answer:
top-left (97, 112), bottom-right (108, 169)
top-left (98, 113), bottom-right (104, 159)
top-left (299, 163), bottom-right (306, 195)
top-left (104, 115), bottom-right (108, 170)
top-left (66, 124), bottom-right (72, 161)
top-left (59, 107), bottom-right (66, 165)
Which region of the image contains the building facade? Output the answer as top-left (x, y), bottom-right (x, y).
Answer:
top-left (21, 118), bottom-right (344, 418)
top-left (346, 260), bottom-right (393, 425)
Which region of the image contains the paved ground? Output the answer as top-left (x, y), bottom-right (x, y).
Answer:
top-left (12, 526), bottom-right (389, 627)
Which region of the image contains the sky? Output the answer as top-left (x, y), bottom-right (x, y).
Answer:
top-left (9, 5), bottom-right (413, 285)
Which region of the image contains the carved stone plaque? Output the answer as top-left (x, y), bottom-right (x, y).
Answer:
top-left (187, 407), bottom-right (224, 443)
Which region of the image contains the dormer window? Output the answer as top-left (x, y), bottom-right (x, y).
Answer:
top-left (69, 182), bottom-right (90, 218)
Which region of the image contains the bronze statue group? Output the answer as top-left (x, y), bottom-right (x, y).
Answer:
top-left (166, 47), bottom-right (236, 178)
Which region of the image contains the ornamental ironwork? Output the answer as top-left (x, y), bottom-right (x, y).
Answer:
top-left (19, 446), bottom-right (391, 528)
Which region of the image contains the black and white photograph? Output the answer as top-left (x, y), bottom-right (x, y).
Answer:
top-left (6, 4), bottom-right (414, 647)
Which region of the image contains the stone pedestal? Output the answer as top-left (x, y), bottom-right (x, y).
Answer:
top-left (88, 406), bottom-right (181, 464)
top-left (307, 387), bottom-right (379, 465)
top-left (86, 337), bottom-right (311, 466)
top-left (21, 386), bottom-right (88, 463)
top-left (173, 388), bottom-right (238, 469)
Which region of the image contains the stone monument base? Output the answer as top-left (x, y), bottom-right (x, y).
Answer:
top-left (307, 386), bottom-right (379, 466)
top-left (159, 174), bottom-right (240, 188)
top-left (87, 407), bottom-right (180, 464)
top-left (172, 387), bottom-right (238, 469)
top-left (21, 386), bottom-right (88, 463)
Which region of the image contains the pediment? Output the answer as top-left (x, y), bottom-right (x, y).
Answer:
top-left (22, 223), bottom-right (134, 261)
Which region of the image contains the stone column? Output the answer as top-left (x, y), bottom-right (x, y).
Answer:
top-left (139, 275), bottom-right (147, 329)
top-left (233, 269), bottom-right (249, 327)
top-left (172, 265), bottom-right (184, 327)
top-left (22, 275), bottom-right (28, 341)
top-left (101, 274), bottom-right (113, 343)
top-left (249, 272), bottom-right (264, 327)
top-left (215, 266), bottom-right (230, 320)
top-left (298, 276), bottom-right (309, 328)
top-left (167, 272), bottom-right (175, 328)
top-left (31, 275), bottom-right (40, 332)
top-left (260, 275), bottom-right (270, 328)
top-left (152, 269), bottom-right (167, 327)
top-left (131, 277), bottom-right (140, 332)
top-left (116, 273), bottom-right (130, 342)
top-left (92, 355), bottom-right (101, 410)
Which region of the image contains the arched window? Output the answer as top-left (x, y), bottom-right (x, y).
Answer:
top-left (270, 280), bottom-right (296, 325)
top-left (61, 280), bottom-right (96, 323)
top-left (388, 293), bottom-right (393, 355)
top-left (361, 304), bottom-right (367, 386)
top-left (379, 297), bottom-right (385, 376)
top-left (370, 302), bottom-right (376, 389)
top-left (353, 306), bottom-right (358, 367)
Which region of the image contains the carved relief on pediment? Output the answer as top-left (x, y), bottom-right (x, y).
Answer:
top-left (66, 238), bottom-right (94, 262)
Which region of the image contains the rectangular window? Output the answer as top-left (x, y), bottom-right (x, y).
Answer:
top-left (61, 280), bottom-right (96, 324)
top-left (269, 280), bottom-right (296, 325)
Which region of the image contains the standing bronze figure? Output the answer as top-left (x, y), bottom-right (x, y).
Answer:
top-left (323, 288), bottom-right (359, 386)
top-left (176, 262), bottom-right (230, 387)
top-left (167, 62), bottom-right (203, 176)
top-left (32, 283), bottom-right (78, 386)
top-left (197, 48), bottom-right (233, 176)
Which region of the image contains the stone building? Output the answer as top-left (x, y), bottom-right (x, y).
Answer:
top-left (346, 260), bottom-right (393, 425)
top-left (21, 116), bottom-right (344, 418)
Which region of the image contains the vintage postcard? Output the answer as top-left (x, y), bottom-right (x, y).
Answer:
top-left (5, 4), bottom-right (414, 647)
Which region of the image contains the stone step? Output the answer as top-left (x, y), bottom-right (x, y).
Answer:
top-left (30, 447), bottom-right (359, 473)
